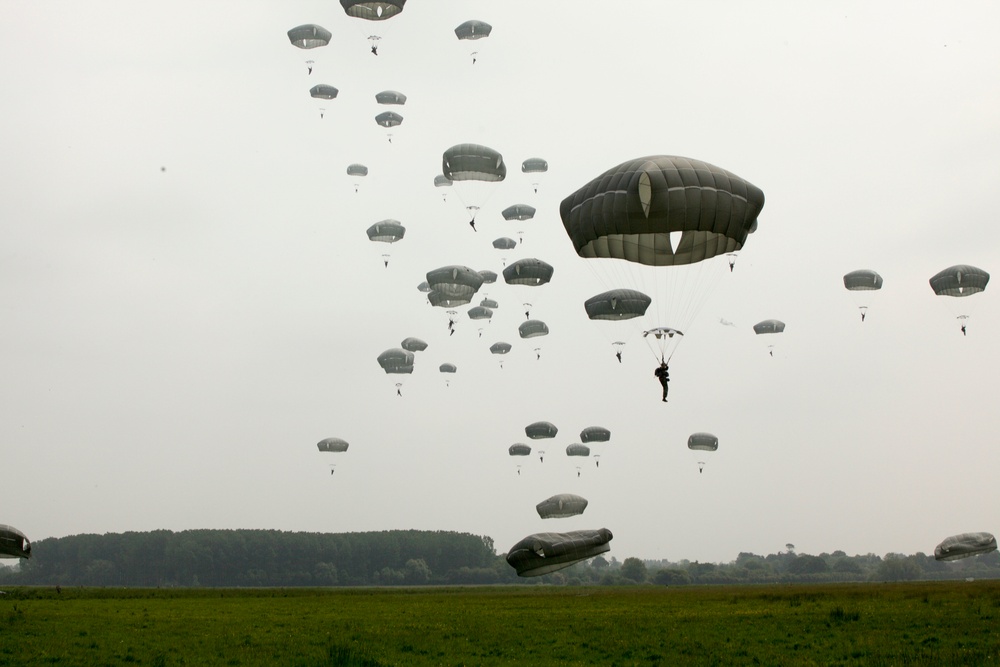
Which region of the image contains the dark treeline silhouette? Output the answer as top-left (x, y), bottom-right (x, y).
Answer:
top-left (2, 531), bottom-right (998, 587)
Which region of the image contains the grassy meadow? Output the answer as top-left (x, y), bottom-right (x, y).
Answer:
top-left (1, 582), bottom-right (999, 665)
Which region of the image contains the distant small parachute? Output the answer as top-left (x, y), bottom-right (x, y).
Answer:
top-left (366, 220), bottom-right (405, 266)
top-left (584, 289), bottom-right (651, 321)
top-left (490, 342), bottom-right (512, 367)
top-left (688, 432), bottom-right (718, 473)
top-left (467, 305), bottom-right (494, 320)
top-left (0, 524), bottom-right (31, 559)
top-left (509, 443), bottom-right (532, 457)
top-left (478, 270), bottom-right (498, 285)
top-left (416, 281), bottom-right (431, 293)
top-left (753, 319), bottom-right (784, 356)
top-left (493, 237), bottom-right (517, 250)
top-left (503, 258), bottom-right (553, 287)
top-left (375, 111), bottom-right (403, 142)
top-left (400, 337), bottom-right (427, 352)
top-left (521, 157), bottom-right (548, 193)
top-left (502, 204), bottom-right (536, 222)
top-left (288, 24), bottom-right (332, 49)
top-left (426, 265), bottom-right (485, 307)
top-left (566, 443), bottom-right (591, 457)
top-left (536, 494), bottom-right (588, 519)
top-left (442, 143), bottom-right (507, 228)
top-left (519, 320), bottom-right (549, 339)
top-left (439, 362), bottom-right (457, 385)
top-left (375, 90), bottom-right (407, 105)
top-left (376, 348), bottom-right (414, 374)
top-left (479, 298), bottom-right (499, 309)
top-left (433, 174), bottom-right (453, 201)
top-left (525, 421), bottom-right (557, 439)
top-left (310, 84), bottom-right (339, 100)
top-left (580, 426), bottom-right (611, 443)
top-left (454, 20), bottom-right (492, 64)
top-left (934, 532), bottom-right (997, 561)
top-left (843, 270), bottom-right (883, 322)
top-left (346, 163), bottom-right (368, 193)
top-left (506, 528), bottom-right (613, 577)
top-left (929, 265), bottom-right (989, 335)
top-left (317, 437), bottom-right (349, 453)
top-left (340, 0), bottom-right (405, 19)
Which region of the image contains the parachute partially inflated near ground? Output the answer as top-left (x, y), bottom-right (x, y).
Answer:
top-left (934, 532), bottom-right (997, 561)
top-left (561, 155), bottom-right (764, 361)
top-left (0, 524), bottom-right (31, 559)
top-left (506, 528), bottom-right (613, 577)
top-left (536, 494), bottom-right (588, 519)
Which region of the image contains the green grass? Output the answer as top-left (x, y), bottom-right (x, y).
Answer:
top-left (1, 582), bottom-right (999, 665)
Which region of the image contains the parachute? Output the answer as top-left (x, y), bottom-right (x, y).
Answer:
top-left (400, 337), bottom-right (427, 352)
top-left (426, 265), bottom-right (485, 306)
top-left (454, 20), bottom-right (492, 64)
top-left (374, 111), bottom-right (403, 142)
top-left (366, 220), bottom-right (405, 266)
top-left (287, 24), bottom-right (332, 49)
top-left (566, 443), bottom-right (591, 457)
top-left (467, 305), bottom-right (493, 321)
top-left (490, 342), bottom-right (512, 367)
top-left (509, 443), bottom-right (532, 457)
top-left (521, 157), bottom-right (548, 193)
top-left (934, 532), bottom-right (997, 561)
top-left (493, 237), bottom-right (517, 250)
top-left (478, 270), bottom-right (498, 285)
top-left (506, 528), bottom-right (613, 577)
top-left (433, 174), bottom-right (453, 201)
top-left (439, 362), bottom-right (457, 386)
top-left (479, 298), bottom-right (499, 309)
top-left (580, 426), bottom-right (611, 443)
top-left (347, 163), bottom-right (368, 193)
top-left (518, 320), bottom-right (549, 338)
top-left (376, 348), bottom-right (414, 374)
top-left (525, 421), bottom-right (557, 439)
top-left (843, 270), bottom-right (883, 322)
top-left (688, 432), bottom-right (718, 473)
top-left (375, 90), bottom-right (407, 105)
top-left (339, 1), bottom-right (406, 53)
top-left (317, 437), bottom-right (349, 453)
top-left (0, 524), bottom-right (31, 559)
top-left (753, 319), bottom-right (785, 357)
top-left (416, 281), bottom-right (431, 293)
top-left (929, 265), bottom-right (989, 334)
top-left (561, 155), bottom-right (764, 363)
top-left (502, 204), bottom-right (536, 222)
top-left (503, 259), bottom-right (553, 319)
top-left (442, 143), bottom-right (506, 227)
top-left (310, 84), bottom-right (339, 100)
top-left (584, 289), bottom-right (651, 321)
top-left (536, 493), bottom-right (588, 519)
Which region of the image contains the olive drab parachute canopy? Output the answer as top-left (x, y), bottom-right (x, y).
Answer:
top-left (519, 320), bottom-right (549, 339)
top-left (288, 24), bottom-right (332, 49)
top-left (490, 342), bottom-right (512, 357)
top-left (433, 174), bottom-right (453, 201)
top-left (454, 20), bottom-right (492, 64)
top-left (930, 265), bottom-right (989, 335)
top-left (400, 337), bottom-right (427, 352)
top-left (688, 432), bottom-right (718, 473)
top-left (753, 319), bottom-right (785, 335)
top-left (934, 532), bottom-right (997, 561)
top-left (843, 269), bottom-right (883, 322)
top-left (347, 163), bottom-right (368, 193)
top-left (375, 111), bottom-right (403, 142)
top-left (439, 362), bottom-right (457, 386)
top-left (366, 220), bottom-right (405, 243)
top-left (506, 528), bottom-right (613, 577)
top-left (0, 524), bottom-right (31, 559)
top-left (580, 426), bottom-right (611, 443)
top-left (562, 155), bottom-right (764, 363)
top-left (536, 494), bottom-right (588, 519)
top-left (310, 85), bottom-right (338, 100)
top-left (426, 265), bottom-right (485, 306)
top-left (479, 297), bottom-right (499, 309)
top-left (442, 143), bottom-right (506, 227)
top-left (509, 443), bottom-right (532, 457)
top-left (493, 237), bottom-right (517, 250)
top-left (584, 289), bottom-right (652, 321)
top-left (522, 157), bottom-right (548, 193)
top-left (467, 306), bottom-right (493, 320)
top-left (317, 437), bottom-right (349, 453)
top-left (502, 204), bottom-right (536, 222)
top-left (503, 258), bottom-right (553, 286)
top-left (340, 0), bottom-right (405, 19)
top-left (376, 348), bottom-right (414, 373)
top-left (478, 270), bottom-right (498, 285)
top-left (525, 421), bottom-right (558, 439)
top-left (416, 281), bottom-right (431, 293)
top-left (566, 444), bottom-right (591, 457)
top-left (375, 90), bottom-right (407, 105)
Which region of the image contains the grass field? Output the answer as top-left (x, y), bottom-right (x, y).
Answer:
top-left (1, 582), bottom-right (999, 665)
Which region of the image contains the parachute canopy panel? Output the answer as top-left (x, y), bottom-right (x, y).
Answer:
top-left (934, 532), bottom-right (997, 561)
top-left (506, 528), bottom-right (613, 577)
top-left (560, 155), bottom-right (765, 267)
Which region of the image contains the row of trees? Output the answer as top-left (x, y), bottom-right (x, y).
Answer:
top-left (2, 530), bottom-right (997, 587)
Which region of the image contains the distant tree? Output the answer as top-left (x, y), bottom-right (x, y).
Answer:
top-left (590, 556), bottom-right (609, 569)
top-left (404, 558), bottom-right (431, 585)
top-left (877, 554), bottom-right (922, 581)
top-left (787, 555), bottom-right (830, 576)
top-left (620, 557), bottom-right (648, 583)
top-left (651, 569), bottom-right (691, 586)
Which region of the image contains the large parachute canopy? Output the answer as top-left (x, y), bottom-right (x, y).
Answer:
top-left (525, 421), bottom-right (558, 439)
top-left (426, 265), bottom-right (484, 305)
top-left (375, 90), bottom-right (407, 105)
top-left (929, 265), bottom-right (989, 296)
top-left (509, 443), bottom-right (532, 457)
top-left (934, 532), bottom-right (997, 561)
top-left (400, 337), bottom-right (427, 352)
top-left (506, 528), bottom-right (613, 577)
top-left (843, 269), bottom-right (883, 322)
top-left (340, 0), bottom-right (405, 20)
top-left (580, 426), bottom-right (611, 443)
top-left (566, 443), bottom-right (591, 457)
top-left (536, 494), bottom-right (588, 519)
top-left (287, 24), bottom-right (332, 49)
top-left (561, 155), bottom-right (763, 362)
top-left (584, 289), bottom-right (651, 321)
top-left (317, 437), bottom-right (349, 453)
top-left (0, 524), bottom-right (31, 559)
top-left (376, 348), bottom-right (414, 373)
top-left (519, 320), bottom-right (549, 339)
top-left (503, 258), bottom-right (553, 286)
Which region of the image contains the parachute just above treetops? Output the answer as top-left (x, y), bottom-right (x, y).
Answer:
top-left (561, 155), bottom-right (764, 363)
top-left (400, 337), bottom-right (427, 352)
top-left (317, 437), bottom-right (349, 453)
top-left (843, 269), bottom-right (883, 322)
top-left (288, 24), bottom-right (332, 49)
top-left (442, 143), bottom-right (507, 228)
top-left (0, 524), bottom-right (31, 559)
top-left (426, 265), bottom-right (485, 306)
top-left (509, 443), bottom-right (532, 457)
top-left (519, 320), bottom-right (549, 339)
top-left (376, 348), bottom-right (414, 373)
top-left (375, 90), bottom-right (407, 105)
top-left (934, 532), bottom-right (997, 561)
top-left (536, 493), bottom-right (588, 519)
top-left (566, 444), bottom-right (591, 457)
top-left (580, 426), bottom-right (611, 443)
top-left (525, 421), bottom-right (558, 439)
top-left (506, 528), bottom-right (613, 577)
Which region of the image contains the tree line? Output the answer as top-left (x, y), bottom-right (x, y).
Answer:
top-left (1, 530), bottom-right (997, 587)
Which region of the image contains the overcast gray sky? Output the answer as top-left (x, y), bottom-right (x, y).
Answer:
top-left (1, 1), bottom-right (998, 564)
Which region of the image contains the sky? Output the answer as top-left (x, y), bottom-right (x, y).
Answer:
top-left (1, 1), bottom-right (998, 565)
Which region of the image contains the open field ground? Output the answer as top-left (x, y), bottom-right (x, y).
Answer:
top-left (1, 582), bottom-right (999, 665)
